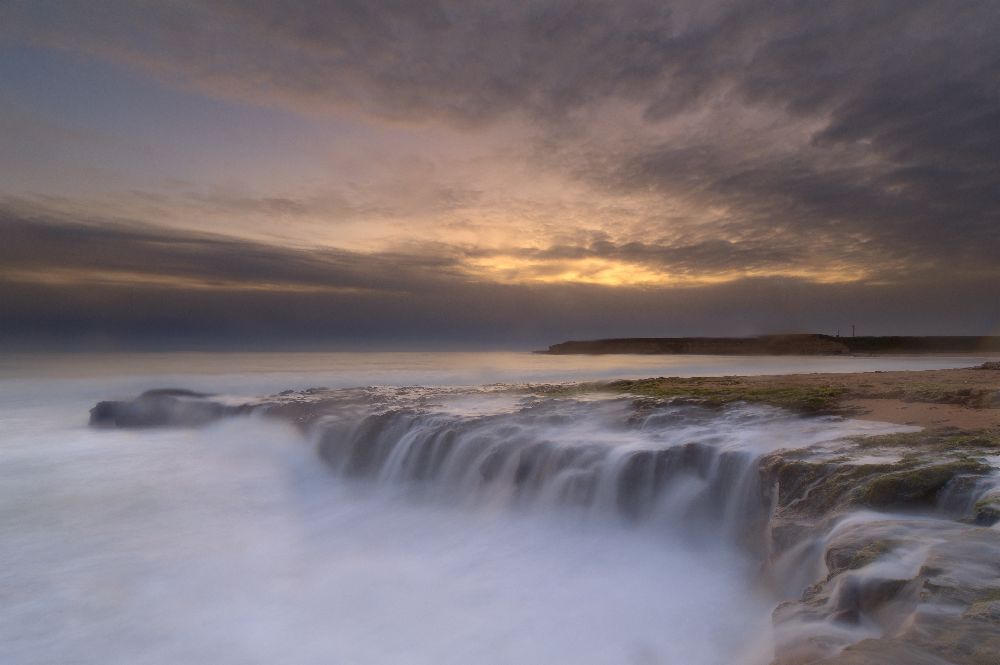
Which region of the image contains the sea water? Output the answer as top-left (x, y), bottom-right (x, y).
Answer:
top-left (0, 352), bottom-right (986, 664)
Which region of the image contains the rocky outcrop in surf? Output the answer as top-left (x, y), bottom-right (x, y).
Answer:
top-left (758, 435), bottom-right (1000, 665)
top-left (89, 384), bottom-right (1000, 664)
top-left (89, 389), bottom-right (252, 428)
top-left (771, 516), bottom-right (1000, 665)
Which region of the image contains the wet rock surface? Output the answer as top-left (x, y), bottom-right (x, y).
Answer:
top-left (762, 429), bottom-right (1000, 665)
top-left (89, 389), bottom-right (249, 428)
top-left (770, 516), bottom-right (1000, 664)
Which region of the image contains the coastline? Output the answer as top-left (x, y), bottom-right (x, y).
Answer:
top-left (542, 335), bottom-right (1000, 356)
top-left (85, 361), bottom-right (1000, 665)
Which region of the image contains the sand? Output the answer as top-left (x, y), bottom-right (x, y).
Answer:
top-left (763, 366), bottom-right (1000, 428)
top-left (844, 397), bottom-right (999, 429)
top-left (616, 365), bottom-right (1000, 430)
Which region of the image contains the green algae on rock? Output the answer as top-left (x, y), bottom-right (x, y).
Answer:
top-left (605, 377), bottom-right (846, 414)
top-left (857, 459), bottom-right (993, 508)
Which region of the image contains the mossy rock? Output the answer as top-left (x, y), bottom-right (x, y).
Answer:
top-left (763, 457), bottom-right (898, 516)
top-left (963, 600), bottom-right (1000, 622)
top-left (972, 496), bottom-right (1000, 526)
top-left (826, 539), bottom-right (896, 575)
top-left (853, 428), bottom-right (1000, 452)
top-left (606, 378), bottom-right (845, 413)
top-left (858, 460), bottom-right (993, 508)
top-left (764, 454), bottom-right (993, 516)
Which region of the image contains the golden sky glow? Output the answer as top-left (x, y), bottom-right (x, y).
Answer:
top-left (463, 256), bottom-right (871, 287)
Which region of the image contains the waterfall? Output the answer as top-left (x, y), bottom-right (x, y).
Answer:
top-left (311, 396), bottom-right (791, 553)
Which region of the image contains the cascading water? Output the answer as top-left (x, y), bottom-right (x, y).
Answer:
top-left (296, 388), bottom-right (989, 664)
top-left (314, 397), bottom-right (779, 547)
top-left (308, 391), bottom-right (914, 558)
top-left (2, 393), bottom-right (796, 665)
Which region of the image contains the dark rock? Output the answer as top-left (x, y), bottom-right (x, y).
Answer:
top-left (974, 500), bottom-right (1000, 527)
top-left (89, 390), bottom-right (246, 428)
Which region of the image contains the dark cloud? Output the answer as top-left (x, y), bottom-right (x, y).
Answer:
top-left (607, 143), bottom-right (1000, 273)
top-left (4, 252), bottom-right (997, 351)
top-left (0, 206), bottom-right (463, 294)
top-left (2, 1), bottom-right (999, 345)
top-left (10, 0), bottom-right (987, 269)
top-left (0, 206), bottom-right (997, 349)
top-left (3, 1), bottom-right (740, 123)
top-left (8, 2), bottom-right (997, 125)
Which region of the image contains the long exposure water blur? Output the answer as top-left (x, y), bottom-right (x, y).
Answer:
top-left (0, 352), bottom-right (989, 665)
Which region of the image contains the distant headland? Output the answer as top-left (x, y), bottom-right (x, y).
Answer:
top-left (542, 334), bottom-right (1000, 355)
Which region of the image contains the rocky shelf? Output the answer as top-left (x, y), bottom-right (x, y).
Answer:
top-left (89, 364), bottom-right (1000, 665)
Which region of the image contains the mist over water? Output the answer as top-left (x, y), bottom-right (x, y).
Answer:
top-left (1, 418), bottom-right (774, 665)
top-left (0, 352), bottom-right (984, 664)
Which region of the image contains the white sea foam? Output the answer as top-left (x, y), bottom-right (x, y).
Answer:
top-left (0, 416), bottom-right (775, 665)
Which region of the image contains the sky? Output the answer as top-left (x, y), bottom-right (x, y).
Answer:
top-left (1, 1), bottom-right (998, 349)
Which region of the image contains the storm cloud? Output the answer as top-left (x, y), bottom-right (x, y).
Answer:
top-left (1, 206), bottom-right (996, 349)
top-left (1, 1), bottom-right (998, 346)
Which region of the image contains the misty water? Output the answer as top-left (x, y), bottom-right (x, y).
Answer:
top-left (0, 352), bottom-right (990, 665)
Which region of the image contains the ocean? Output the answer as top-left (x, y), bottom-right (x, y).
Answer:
top-left (0, 352), bottom-right (988, 665)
